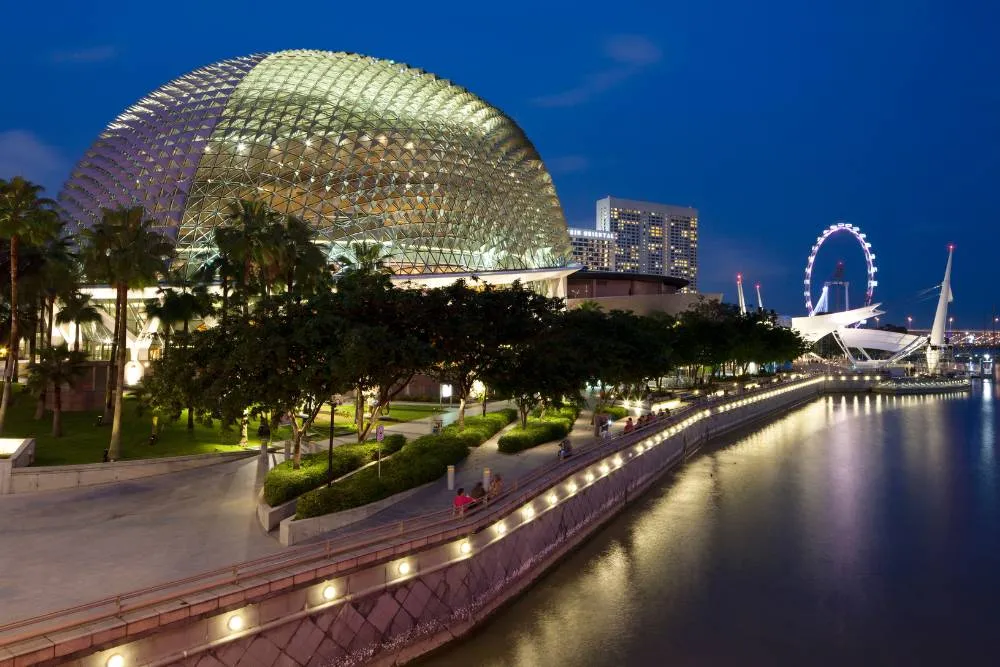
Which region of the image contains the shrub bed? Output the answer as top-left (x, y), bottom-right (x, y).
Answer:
top-left (294, 409), bottom-right (517, 519)
top-left (441, 407), bottom-right (518, 446)
top-left (263, 433), bottom-right (405, 507)
top-left (497, 405), bottom-right (581, 454)
top-left (599, 405), bottom-right (629, 420)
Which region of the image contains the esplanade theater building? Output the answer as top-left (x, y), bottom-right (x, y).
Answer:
top-left (58, 49), bottom-right (701, 372)
top-left (62, 49), bottom-right (572, 281)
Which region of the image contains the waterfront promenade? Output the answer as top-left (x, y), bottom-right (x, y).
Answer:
top-left (0, 400), bottom-right (614, 625)
top-left (0, 379), bottom-right (820, 667)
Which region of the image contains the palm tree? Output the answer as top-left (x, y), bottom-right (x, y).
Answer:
top-left (335, 241), bottom-right (394, 278)
top-left (27, 344), bottom-right (87, 437)
top-left (278, 215), bottom-right (329, 297)
top-left (56, 292), bottom-right (103, 352)
top-left (216, 199), bottom-right (284, 315)
top-left (0, 177), bottom-right (58, 433)
top-left (80, 206), bottom-right (174, 460)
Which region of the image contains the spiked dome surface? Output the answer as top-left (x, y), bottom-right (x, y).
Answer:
top-left (60, 50), bottom-right (571, 275)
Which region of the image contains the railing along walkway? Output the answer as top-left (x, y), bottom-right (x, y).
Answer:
top-left (0, 378), bottom-right (814, 650)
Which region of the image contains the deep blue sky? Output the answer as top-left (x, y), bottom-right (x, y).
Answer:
top-left (2, 0), bottom-right (998, 327)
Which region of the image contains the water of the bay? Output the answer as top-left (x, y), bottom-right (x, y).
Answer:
top-left (421, 382), bottom-right (1000, 666)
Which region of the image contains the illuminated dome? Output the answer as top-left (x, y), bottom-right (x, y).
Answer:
top-left (60, 50), bottom-right (570, 274)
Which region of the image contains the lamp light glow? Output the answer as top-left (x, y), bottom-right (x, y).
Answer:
top-left (322, 584), bottom-right (337, 601)
top-left (397, 561), bottom-right (411, 575)
top-left (495, 522), bottom-right (507, 535)
top-left (107, 655), bottom-right (125, 667)
top-left (547, 493), bottom-right (558, 506)
top-left (460, 541), bottom-right (472, 555)
top-left (227, 614), bottom-right (244, 632)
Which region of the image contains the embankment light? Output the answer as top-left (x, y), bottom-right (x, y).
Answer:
top-left (599, 464), bottom-right (611, 476)
top-left (460, 541), bottom-right (472, 555)
top-left (107, 655), bottom-right (124, 667)
top-left (227, 614), bottom-right (244, 632)
top-left (585, 471), bottom-right (595, 483)
top-left (566, 481), bottom-right (578, 494)
top-left (397, 561), bottom-right (411, 576)
top-left (547, 493), bottom-right (558, 506)
top-left (322, 584), bottom-right (338, 601)
top-left (495, 522), bottom-right (507, 535)
top-left (613, 456), bottom-right (624, 468)
top-left (522, 504), bottom-right (536, 520)
top-left (635, 445), bottom-right (643, 455)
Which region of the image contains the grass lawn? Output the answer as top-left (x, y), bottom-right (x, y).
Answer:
top-left (8, 392), bottom-right (449, 466)
top-left (310, 402), bottom-right (445, 432)
top-left (5, 390), bottom-right (251, 466)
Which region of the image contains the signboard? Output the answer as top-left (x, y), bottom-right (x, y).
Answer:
top-left (376, 424), bottom-right (384, 442)
top-left (441, 384), bottom-right (453, 399)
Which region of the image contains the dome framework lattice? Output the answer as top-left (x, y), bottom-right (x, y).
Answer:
top-left (60, 50), bottom-right (570, 275)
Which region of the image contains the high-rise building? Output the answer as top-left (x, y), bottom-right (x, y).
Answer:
top-left (596, 196), bottom-right (698, 291)
top-left (567, 228), bottom-right (616, 271)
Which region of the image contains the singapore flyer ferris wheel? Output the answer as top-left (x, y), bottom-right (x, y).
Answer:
top-left (804, 222), bottom-right (878, 315)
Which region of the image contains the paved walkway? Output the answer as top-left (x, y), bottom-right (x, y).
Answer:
top-left (0, 400), bottom-right (522, 624)
top-left (308, 408), bottom-right (621, 539)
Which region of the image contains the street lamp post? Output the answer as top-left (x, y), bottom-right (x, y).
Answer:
top-left (907, 315), bottom-right (913, 331)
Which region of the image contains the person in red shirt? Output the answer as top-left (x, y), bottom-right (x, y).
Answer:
top-left (623, 417), bottom-right (635, 434)
top-left (453, 488), bottom-right (474, 516)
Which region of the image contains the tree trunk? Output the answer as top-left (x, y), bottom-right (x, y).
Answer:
top-left (52, 381), bottom-right (62, 437)
top-left (35, 297), bottom-right (54, 418)
top-left (290, 413), bottom-right (304, 470)
top-left (457, 395), bottom-right (466, 429)
top-left (28, 299), bottom-right (38, 364)
top-left (108, 284), bottom-right (128, 460)
top-left (74, 322), bottom-right (80, 353)
top-left (355, 388), bottom-right (364, 443)
top-left (104, 296), bottom-right (122, 420)
top-left (46, 298), bottom-right (54, 349)
top-left (0, 235), bottom-right (21, 434)
top-left (187, 402), bottom-right (194, 430)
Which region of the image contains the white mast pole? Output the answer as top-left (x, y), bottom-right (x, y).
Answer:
top-left (926, 245), bottom-right (954, 374)
top-left (737, 274), bottom-right (747, 315)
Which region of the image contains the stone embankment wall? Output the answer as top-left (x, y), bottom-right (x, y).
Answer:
top-left (5, 450), bottom-right (254, 494)
top-left (23, 378), bottom-right (823, 667)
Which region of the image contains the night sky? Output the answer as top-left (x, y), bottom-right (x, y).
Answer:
top-left (2, 0), bottom-right (997, 326)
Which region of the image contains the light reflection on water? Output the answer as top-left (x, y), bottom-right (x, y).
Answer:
top-left (421, 384), bottom-right (1000, 667)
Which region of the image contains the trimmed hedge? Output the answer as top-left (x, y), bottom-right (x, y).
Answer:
top-left (441, 408), bottom-right (518, 446)
top-left (599, 405), bottom-right (629, 420)
top-left (294, 409), bottom-right (517, 519)
top-left (262, 433), bottom-right (406, 507)
top-left (497, 406), bottom-right (581, 454)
